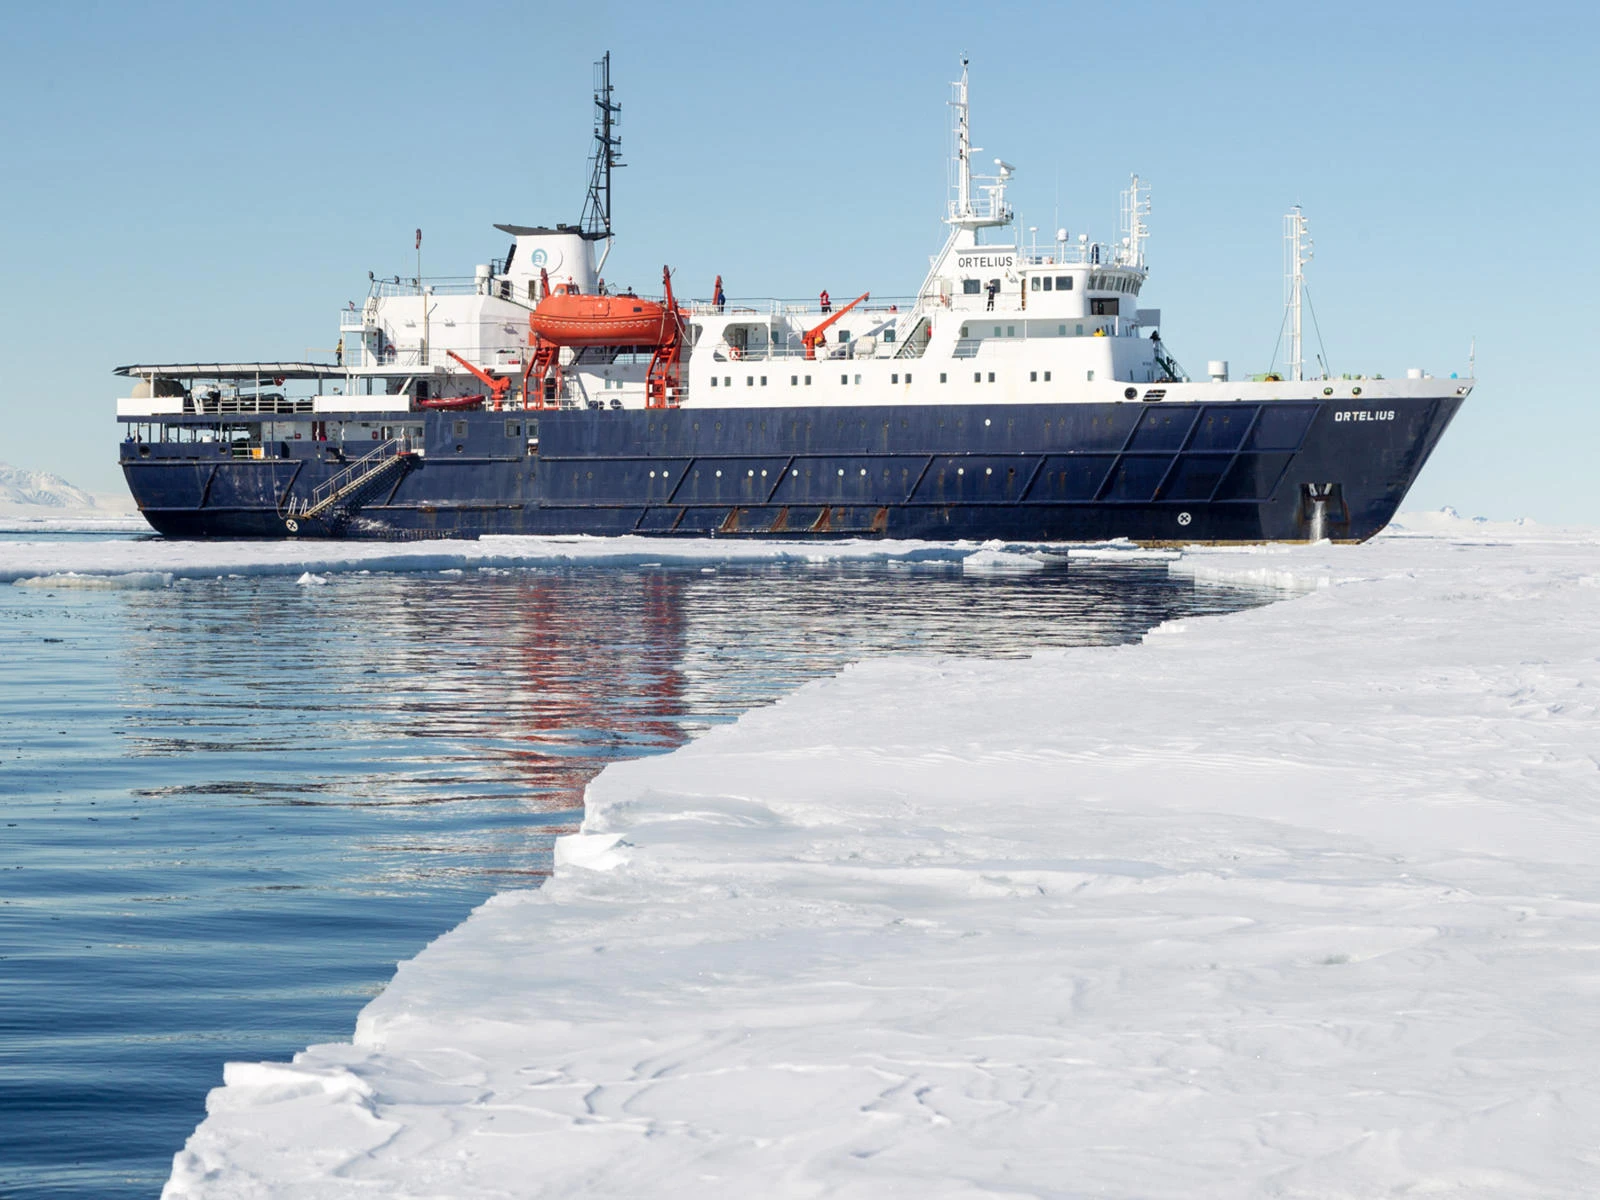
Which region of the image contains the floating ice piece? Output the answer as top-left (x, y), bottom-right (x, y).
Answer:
top-left (295, 572), bottom-right (328, 586)
top-left (13, 570), bottom-right (172, 590)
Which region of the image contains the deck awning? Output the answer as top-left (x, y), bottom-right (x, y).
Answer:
top-left (113, 362), bottom-right (345, 380)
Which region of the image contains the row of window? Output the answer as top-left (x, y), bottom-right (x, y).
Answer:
top-left (704, 370), bottom-right (1058, 387)
top-left (1028, 276), bottom-right (1076, 292)
top-left (961, 323), bottom-right (1113, 338)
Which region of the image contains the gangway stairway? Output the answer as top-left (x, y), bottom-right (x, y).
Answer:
top-left (281, 439), bottom-right (419, 528)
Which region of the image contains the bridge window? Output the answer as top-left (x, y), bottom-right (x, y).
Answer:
top-left (1091, 298), bottom-right (1119, 316)
top-left (1030, 277), bottom-right (1040, 291)
top-left (1056, 276), bottom-right (1073, 290)
top-left (962, 279), bottom-right (981, 294)
top-left (1043, 277), bottom-right (1053, 291)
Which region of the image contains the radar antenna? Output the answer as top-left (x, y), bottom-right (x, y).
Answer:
top-left (1285, 206), bottom-right (1312, 382)
top-left (580, 52), bottom-right (623, 248)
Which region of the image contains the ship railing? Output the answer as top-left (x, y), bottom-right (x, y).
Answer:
top-left (366, 277), bottom-right (494, 299)
top-left (684, 295), bottom-right (923, 319)
top-left (191, 393), bottom-right (318, 416)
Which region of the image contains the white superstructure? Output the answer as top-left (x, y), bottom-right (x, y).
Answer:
top-left (117, 59), bottom-right (1471, 422)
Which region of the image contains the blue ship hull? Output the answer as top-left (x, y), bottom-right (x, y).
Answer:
top-left (120, 395), bottom-right (1462, 543)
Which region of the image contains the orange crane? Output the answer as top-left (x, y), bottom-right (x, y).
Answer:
top-left (446, 351), bottom-right (513, 409)
top-left (801, 291), bottom-right (870, 360)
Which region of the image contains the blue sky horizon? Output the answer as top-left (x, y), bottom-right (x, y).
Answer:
top-left (2, 0), bottom-right (1594, 520)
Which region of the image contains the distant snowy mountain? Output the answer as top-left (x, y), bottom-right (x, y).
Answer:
top-left (0, 462), bottom-right (103, 510)
top-left (0, 461), bottom-right (145, 527)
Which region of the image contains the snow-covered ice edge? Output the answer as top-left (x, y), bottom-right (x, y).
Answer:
top-left (162, 518), bottom-right (1600, 1198)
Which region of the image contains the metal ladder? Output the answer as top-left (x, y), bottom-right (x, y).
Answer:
top-left (286, 439), bottom-right (416, 522)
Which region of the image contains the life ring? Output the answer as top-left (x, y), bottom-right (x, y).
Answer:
top-left (728, 346), bottom-right (743, 360)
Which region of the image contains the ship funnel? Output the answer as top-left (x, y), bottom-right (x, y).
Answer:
top-left (1208, 360), bottom-right (1229, 382)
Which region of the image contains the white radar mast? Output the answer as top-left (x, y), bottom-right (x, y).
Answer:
top-left (946, 58), bottom-right (1011, 231)
top-left (1285, 206), bottom-right (1313, 382)
top-left (1120, 174), bottom-right (1150, 268)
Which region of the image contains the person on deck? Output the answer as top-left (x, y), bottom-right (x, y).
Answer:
top-left (985, 280), bottom-right (998, 311)
top-left (820, 289), bottom-right (831, 313)
top-left (713, 275), bottom-right (726, 312)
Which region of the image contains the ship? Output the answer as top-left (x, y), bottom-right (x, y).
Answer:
top-left (115, 55), bottom-right (1469, 544)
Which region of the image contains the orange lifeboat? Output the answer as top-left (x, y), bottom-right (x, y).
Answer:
top-left (528, 276), bottom-right (679, 347)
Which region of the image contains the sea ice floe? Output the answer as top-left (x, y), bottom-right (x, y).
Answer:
top-left (161, 523), bottom-right (1600, 1198)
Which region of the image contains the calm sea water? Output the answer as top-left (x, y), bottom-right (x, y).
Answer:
top-left (0, 555), bottom-right (1277, 1198)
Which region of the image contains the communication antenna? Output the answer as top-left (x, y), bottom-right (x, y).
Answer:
top-left (1120, 174), bottom-right (1150, 268)
top-left (581, 52), bottom-right (624, 260)
top-left (1469, 336), bottom-right (1477, 378)
top-left (1284, 206), bottom-right (1313, 382)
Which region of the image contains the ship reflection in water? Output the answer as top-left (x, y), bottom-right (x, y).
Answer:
top-left (116, 560), bottom-right (1269, 886)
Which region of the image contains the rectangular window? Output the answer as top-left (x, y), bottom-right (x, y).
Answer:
top-left (960, 325), bottom-right (969, 337)
top-left (452, 420), bottom-right (468, 437)
top-left (962, 279), bottom-right (981, 295)
top-left (891, 373), bottom-right (899, 384)
top-left (839, 330), bottom-right (851, 343)
top-left (1056, 276), bottom-right (1073, 290)
top-left (1007, 325), bottom-right (1015, 337)
top-left (841, 374), bottom-right (849, 385)
top-left (1044, 371), bottom-right (1052, 382)
top-left (711, 377), bottom-right (718, 387)
top-left (1030, 371), bottom-right (1037, 382)
top-left (1030, 277), bottom-right (1040, 291)
top-left (1042, 277), bottom-right (1053, 292)
top-left (791, 375), bottom-right (798, 386)
top-left (1091, 298), bottom-right (1120, 316)
top-left (746, 376), bottom-right (754, 386)
top-left (1087, 370), bottom-right (1095, 381)
top-left (1075, 323), bottom-right (1084, 336)
top-left (940, 372), bottom-right (947, 383)
top-left (805, 375), bottom-right (812, 385)
top-left (1059, 324), bottom-right (1067, 336)
top-left (505, 420), bottom-right (522, 437)
top-left (974, 372), bottom-right (982, 383)
top-left (987, 372), bottom-right (995, 383)
top-left (854, 374), bottom-right (861, 385)
top-left (884, 329), bottom-right (896, 342)
top-left (905, 373), bottom-right (912, 384)
top-left (760, 376), bottom-right (767, 386)
top-left (724, 376), bottom-right (732, 386)
top-left (993, 326), bottom-right (1002, 337)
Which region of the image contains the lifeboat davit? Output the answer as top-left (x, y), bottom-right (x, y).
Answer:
top-left (528, 276), bottom-right (679, 347)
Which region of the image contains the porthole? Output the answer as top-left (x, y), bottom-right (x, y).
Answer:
top-left (957, 467), bottom-right (965, 476)
top-left (1123, 387), bottom-right (1137, 400)
top-left (1323, 387), bottom-right (1334, 396)
top-left (985, 467), bottom-right (992, 475)
top-left (715, 469), bottom-right (722, 477)
top-left (1352, 386), bottom-right (1363, 396)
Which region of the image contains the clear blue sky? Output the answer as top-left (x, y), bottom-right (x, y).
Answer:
top-left (2, 0), bottom-right (1594, 520)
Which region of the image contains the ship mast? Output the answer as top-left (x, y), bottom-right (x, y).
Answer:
top-left (1285, 206), bottom-right (1312, 382)
top-left (581, 51), bottom-right (624, 273)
